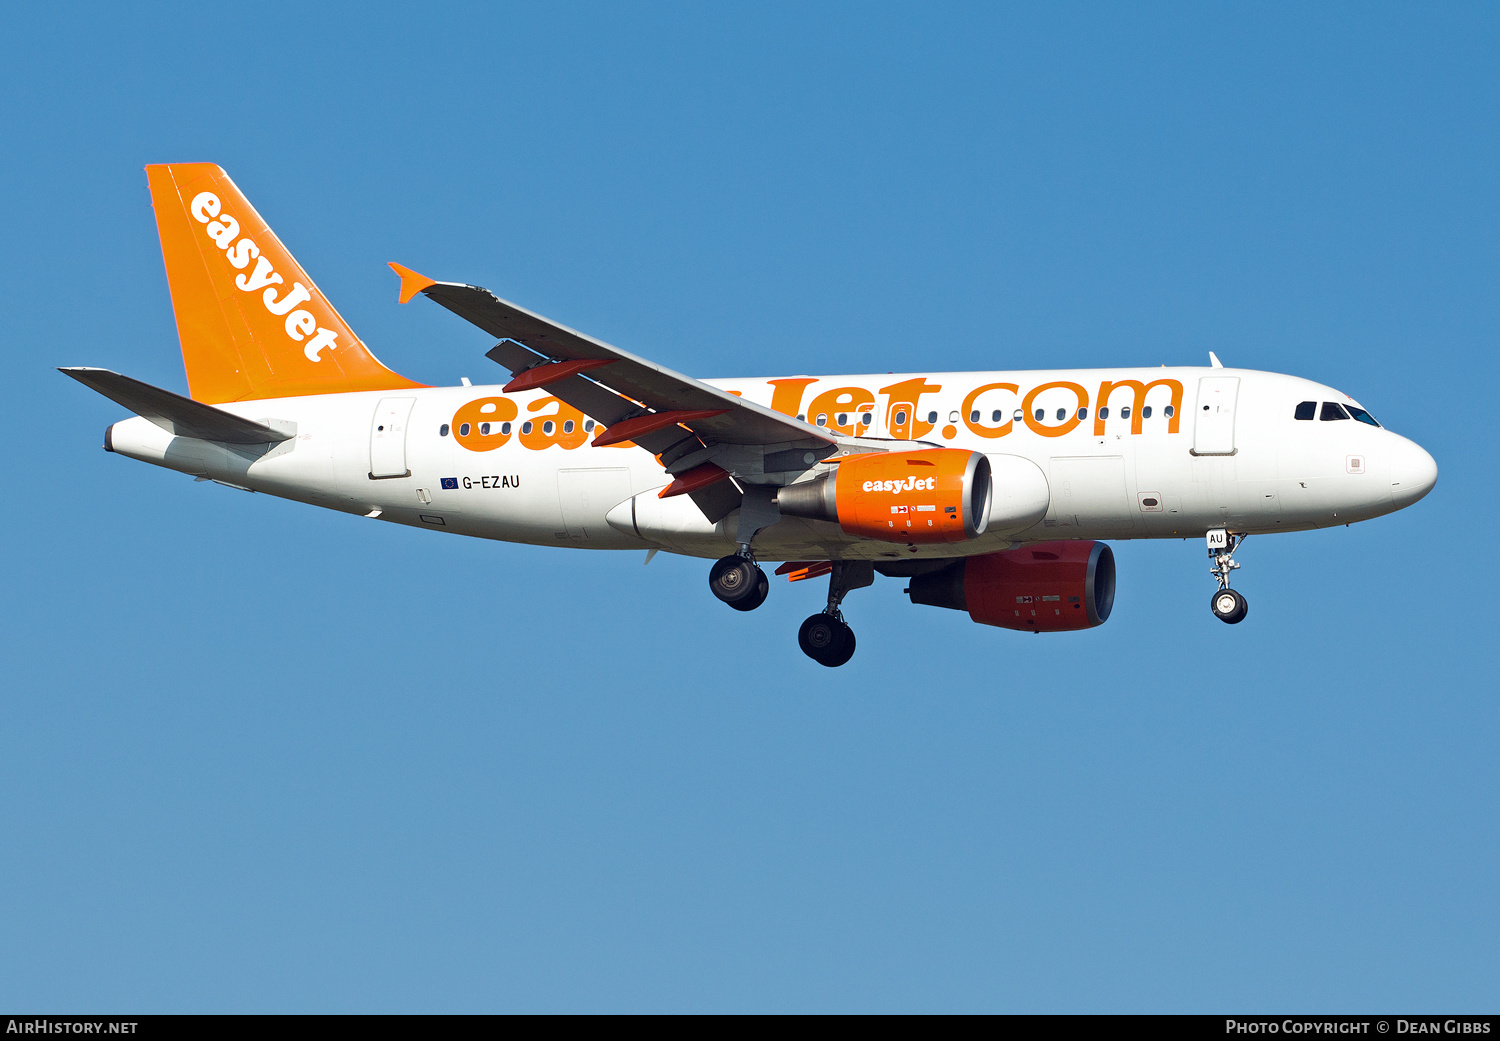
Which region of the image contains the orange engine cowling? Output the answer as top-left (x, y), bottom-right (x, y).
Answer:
top-left (775, 449), bottom-right (992, 544)
top-left (907, 540), bottom-right (1115, 631)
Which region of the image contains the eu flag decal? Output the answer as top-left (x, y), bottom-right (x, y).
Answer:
top-left (440, 477), bottom-right (459, 490)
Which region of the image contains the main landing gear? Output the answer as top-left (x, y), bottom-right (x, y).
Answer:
top-left (798, 561), bottom-right (873, 668)
top-left (708, 487), bottom-right (778, 613)
top-left (1207, 528), bottom-right (1249, 624)
top-left (709, 553), bottom-right (769, 612)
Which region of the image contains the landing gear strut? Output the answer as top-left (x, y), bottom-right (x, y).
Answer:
top-left (1207, 528), bottom-right (1249, 624)
top-left (798, 561), bottom-right (873, 667)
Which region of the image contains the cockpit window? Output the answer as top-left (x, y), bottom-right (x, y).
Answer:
top-left (1320, 401), bottom-right (1351, 421)
top-left (1345, 405), bottom-right (1381, 427)
top-left (1294, 401), bottom-right (1316, 420)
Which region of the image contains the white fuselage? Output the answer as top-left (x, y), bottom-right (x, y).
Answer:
top-left (104, 365), bottom-right (1436, 562)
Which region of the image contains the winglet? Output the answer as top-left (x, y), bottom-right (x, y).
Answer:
top-left (389, 262), bottom-right (437, 305)
top-left (1208, 351), bottom-right (1224, 368)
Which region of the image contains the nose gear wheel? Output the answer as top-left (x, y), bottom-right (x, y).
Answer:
top-left (1210, 587), bottom-right (1248, 624)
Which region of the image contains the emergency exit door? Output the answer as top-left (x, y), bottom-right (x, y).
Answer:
top-left (370, 397), bottom-right (416, 478)
top-left (1193, 377), bottom-right (1239, 456)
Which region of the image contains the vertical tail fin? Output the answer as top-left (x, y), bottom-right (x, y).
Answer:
top-left (146, 163), bottom-right (424, 403)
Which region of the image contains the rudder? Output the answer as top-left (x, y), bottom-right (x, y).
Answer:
top-left (147, 163), bottom-right (424, 403)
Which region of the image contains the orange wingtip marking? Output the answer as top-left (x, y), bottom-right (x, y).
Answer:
top-left (388, 262), bottom-right (437, 304)
top-left (592, 408), bottom-right (728, 447)
top-left (502, 358), bottom-right (613, 394)
top-left (658, 462), bottom-right (731, 498)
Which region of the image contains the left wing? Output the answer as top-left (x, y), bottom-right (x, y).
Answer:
top-left (391, 264), bottom-right (845, 520)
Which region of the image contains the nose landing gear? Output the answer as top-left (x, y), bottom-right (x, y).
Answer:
top-left (1207, 528), bottom-right (1249, 624)
top-left (798, 560), bottom-right (873, 667)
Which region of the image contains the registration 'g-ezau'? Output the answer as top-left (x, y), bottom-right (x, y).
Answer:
top-left (63, 164), bottom-right (1438, 666)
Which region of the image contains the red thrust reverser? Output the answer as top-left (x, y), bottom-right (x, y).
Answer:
top-left (907, 541), bottom-right (1115, 632)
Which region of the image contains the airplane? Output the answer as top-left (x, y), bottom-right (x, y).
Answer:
top-left (62, 163), bottom-right (1439, 666)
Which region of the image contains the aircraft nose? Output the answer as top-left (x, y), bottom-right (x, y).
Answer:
top-left (1389, 436), bottom-right (1438, 509)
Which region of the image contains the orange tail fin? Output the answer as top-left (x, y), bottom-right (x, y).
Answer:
top-left (146, 163), bottom-right (424, 403)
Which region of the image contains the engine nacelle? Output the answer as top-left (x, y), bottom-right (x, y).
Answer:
top-left (776, 448), bottom-right (992, 544)
top-left (907, 540), bottom-right (1115, 632)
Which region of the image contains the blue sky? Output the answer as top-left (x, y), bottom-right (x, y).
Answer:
top-left (1, 1), bottom-right (1495, 1012)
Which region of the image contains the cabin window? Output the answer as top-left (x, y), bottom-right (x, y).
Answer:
top-left (991, 410), bottom-right (1002, 422)
top-left (439, 424), bottom-right (450, 437)
top-left (521, 421), bottom-right (533, 434)
top-left (563, 420), bottom-right (575, 433)
top-left (1164, 405), bottom-right (1174, 418)
top-left (1013, 409), bottom-right (1024, 422)
top-left (501, 422), bottom-right (512, 435)
top-left (1077, 407), bottom-right (1088, 420)
top-left (1099, 407), bottom-right (1109, 420)
top-left (1034, 409), bottom-right (1044, 422)
top-left (816, 413), bottom-right (827, 426)
top-left (543, 420), bottom-right (556, 434)
top-left (1120, 406), bottom-right (1131, 420)
top-left (927, 411), bottom-right (938, 424)
top-left (480, 422), bottom-right (490, 435)
top-left (836, 413), bottom-right (848, 426)
top-left (1320, 402), bottom-right (1350, 421)
top-left (459, 423), bottom-right (471, 436)
top-left (1052, 408), bottom-right (1063, 421)
top-left (860, 412), bottom-right (873, 426)
top-left (1142, 406), bottom-right (1152, 419)
top-left (584, 419), bottom-right (595, 431)
top-left (797, 414), bottom-right (805, 421)
top-left (894, 410), bottom-right (907, 425)
top-left (1346, 405), bottom-right (1381, 427)
top-left (1295, 401), bottom-right (1317, 420)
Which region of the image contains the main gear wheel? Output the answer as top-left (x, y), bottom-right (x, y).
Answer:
top-left (710, 555), bottom-right (769, 611)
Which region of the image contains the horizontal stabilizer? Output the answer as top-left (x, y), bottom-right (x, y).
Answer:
top-left (58, 367), bottom-right (293, 444)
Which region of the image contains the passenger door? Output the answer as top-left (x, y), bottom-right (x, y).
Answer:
top-left (370, 397), bottom-right (416, 478)
top-left (1193, 377), bottom-right (1239, 456)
